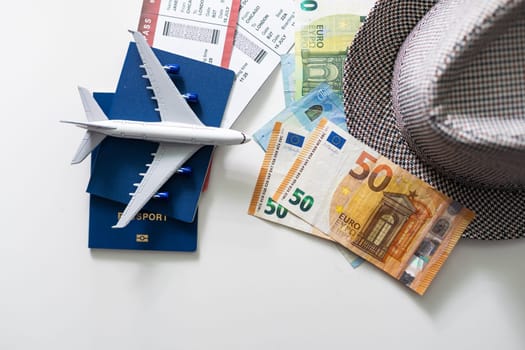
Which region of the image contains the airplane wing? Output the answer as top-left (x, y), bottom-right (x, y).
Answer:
top-left (113, 143), bottom-right (202, 228)
top-left (130, 30), bottom-right (204, 126)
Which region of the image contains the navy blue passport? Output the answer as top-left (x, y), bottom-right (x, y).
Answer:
top-left (89, 195), bottom-right (198, 251)
top-left (86, 42), bottom-right (235, 223)
top-left (88, 93), bottom-right (198, 251)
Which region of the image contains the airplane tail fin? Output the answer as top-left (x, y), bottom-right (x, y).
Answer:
top-left (69, 87), bottom-right (109, 164)
top-left (71, 131), bottom-right (107, 164)
top-left (77, 86), bottom-right (109, 122)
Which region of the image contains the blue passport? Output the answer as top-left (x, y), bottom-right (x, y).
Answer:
top-left (88, 93), bottom-right (198, 251)
top-left (86, 42), bottom-right (235, 223)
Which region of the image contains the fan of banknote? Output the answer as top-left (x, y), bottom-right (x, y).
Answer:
top-left (250, 1), bottom-right (476, 295)
top-left (250, 84), bottom-right (474, 295)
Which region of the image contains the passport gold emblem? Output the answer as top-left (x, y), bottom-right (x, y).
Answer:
top-left (136, 234), bottom-right (149, 243)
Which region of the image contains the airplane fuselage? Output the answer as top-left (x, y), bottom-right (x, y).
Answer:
top-left (65, 30), bottom-right (253, 229)
top-left (80, 120), bottom-right (249, 145)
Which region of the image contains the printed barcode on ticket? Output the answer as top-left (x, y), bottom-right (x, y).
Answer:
top-left (234, 32), bottom-right (268, 63)
top-left (163, 22), bottom-right (220, 44)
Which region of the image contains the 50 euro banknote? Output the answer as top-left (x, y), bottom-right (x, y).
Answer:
top-left (272, 118), bottom-right (475, 295)
top-left (250, 86), bottom-right (363, 266)
top-left (249, 122), bottom-right (334, 241)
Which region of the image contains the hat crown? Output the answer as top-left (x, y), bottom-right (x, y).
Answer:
top-left (344, 0), bottom-right (525, 239)
top-left (392, 0), bottom-right (525, 189)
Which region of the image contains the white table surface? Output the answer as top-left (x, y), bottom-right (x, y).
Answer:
top-left (1, 1), bottom-right (524, 349)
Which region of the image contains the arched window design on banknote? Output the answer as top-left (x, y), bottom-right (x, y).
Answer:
top-left (352, 192), bottom-right (416, 261)
top-left (304, 104), bottom-right (323, 122)
top-left (300, 49), bottom-right (346, 96)
top-left (387, 198), bottom-right (432, 260)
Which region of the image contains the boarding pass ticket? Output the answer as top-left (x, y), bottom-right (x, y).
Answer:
top-left (221, 0), bottom-right (296, 128)
top-left (138, 0), bottom-right (241, 68)
top-left (138, 0), bottom-right (296, 129)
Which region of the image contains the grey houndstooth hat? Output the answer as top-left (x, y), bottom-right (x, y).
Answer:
top-left (343, 0), bottom-right (525, 240)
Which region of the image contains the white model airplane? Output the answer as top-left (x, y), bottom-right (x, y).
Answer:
top-left (62, 30), bottom-right (249, 228)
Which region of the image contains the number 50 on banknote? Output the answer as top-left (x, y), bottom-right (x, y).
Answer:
top-left (273, 118), bottom-right (475, 295)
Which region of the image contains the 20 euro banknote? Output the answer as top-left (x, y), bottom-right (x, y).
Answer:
top-left (253, 83), bottom-right (346, 151)
top-left (273, 118), bottom-right (475, 295)
top-left (280, 53), bottom-right (296, 106)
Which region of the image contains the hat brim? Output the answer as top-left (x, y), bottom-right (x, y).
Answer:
top-left (343, 0), bottom-right (524, 240)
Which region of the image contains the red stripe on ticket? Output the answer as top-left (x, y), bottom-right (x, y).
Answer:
top-left (137, 0), bottom-right (162, 46)
top-left (220, 0), bottom-right (241, 68)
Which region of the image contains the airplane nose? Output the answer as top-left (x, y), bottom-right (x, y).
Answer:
top-left (241, 132), bottom-right (251, 144)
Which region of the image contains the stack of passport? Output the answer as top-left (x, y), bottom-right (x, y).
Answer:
top-left (86, 42), bottom-right (235, 251)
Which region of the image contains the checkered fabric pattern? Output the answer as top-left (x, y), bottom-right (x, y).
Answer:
top-left (343, 0), bottom-right (525, 240)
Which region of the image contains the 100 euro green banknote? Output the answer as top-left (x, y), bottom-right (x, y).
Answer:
top-left (294, 0), bottom-right (374, 99)
top-left (273, 119), bottom-right (475, 295)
